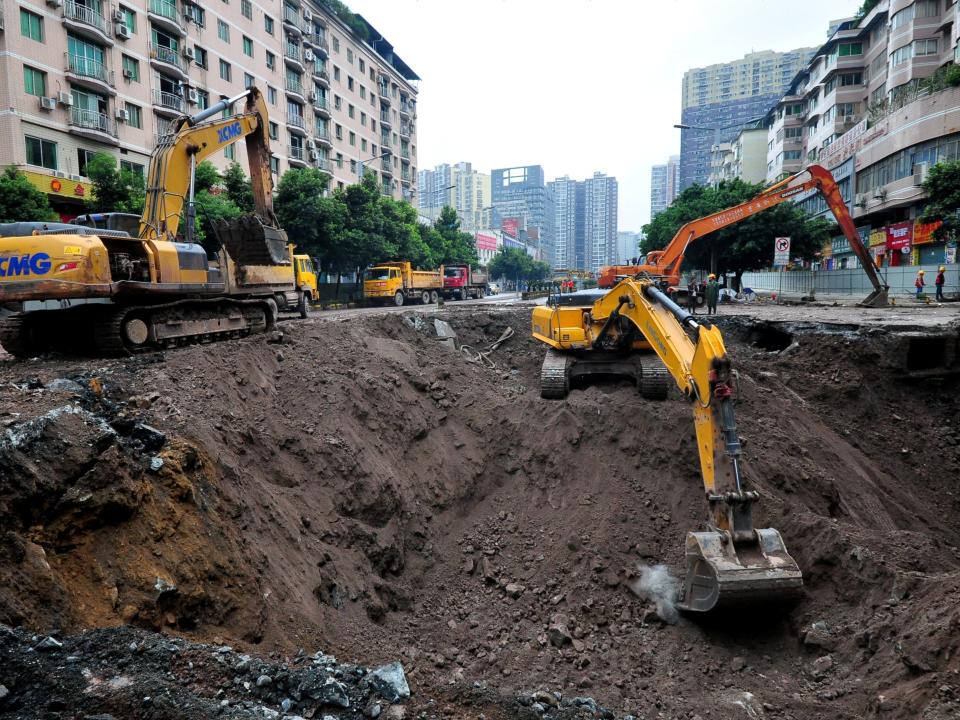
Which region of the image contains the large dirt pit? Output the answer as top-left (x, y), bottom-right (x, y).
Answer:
top-left (1, 305), bottom-right (959, 719)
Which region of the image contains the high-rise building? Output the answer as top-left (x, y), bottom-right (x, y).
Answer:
top-left (650, 154), bottom-right (679, 217)
top-left (491, 165), bottom-right (555, 265)
top-left (4, 0), bottom-right (417, 217)
top-left (616, 231), bottom-right (641, 264)
top-left (584, 171), bottom-right (618, 273)
top-left (679, 48), bottom-right (817, 189)
top-left (417, 162), bottom-right (490, 233)
top-left (547, 175), bottom-right (582, 270)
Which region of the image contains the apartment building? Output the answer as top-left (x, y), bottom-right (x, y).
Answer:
top-left (2, 0), bottom-right (418, 218)
top-left (763, 0), bottom-right (960, 268)
top-left (583, 171), bottom-right (618, 274)
top-left (649, 155), bottom-right (679, 218)
top-left (679, 48), bottom-right (816, 189)
top-left (417, 162), bottom-right (491, 233)
top-left (708, 127), bottom-right (768, 185)
top-left (491, 165), bottom-right (555, 266)
top-left (546, 175), bottom-right (583, 270)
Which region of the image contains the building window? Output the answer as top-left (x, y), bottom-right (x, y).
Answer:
top-left (197, 89), bottom-right (210, 109)
top-left (241, 0), bottom-right (252, 19)
top-left (269, 121), bottom-right (278, 140)
top-left (333, 66), bottom-right (340, 81)
top-left (184, 3), bottom-right (204, 26)
top-left (347, 76), bottom-right (354, 91)
top-left (347, 48), bottom-right (353, 64)
top-left (20, 9), bottom-right (43, 42)
top-left (120, 160), bottom-right (144, 178)
top-left (23, 66), bottom-right (46, 97)
top-left (77, 149), bottom-right (96, 176)
top-left (335, 153), bottom-right (343, 168)
top-left (217, 19), bottom-right (230, 42)
top-left (360, 86), bottom-right (366, 100)
top-left (348, 104), bottom-right (354, 118)
top-left (225, 143), bottom-right (235, 161)
top-left (268, 85), bottom-right (277, 104)
top-left (334, 95), bottom-right (342, 110)
top-left (25, 136), bottom-right (57, 170)
top-left (195, 46), bottom-right (208, 69)
top-left (219, 59), bottom-right (232, 81)
top-left (359, 58), bottom-right (365, 73)
top-left (837, 42), bottom-right (862, 57)
top-left (332, 36), bottom-right (339, 52)
top-left (335, 124), bottom-right (342, 139)
top-left (270, 156), bottom-right (279, 174)
top-left (244, 72), bottom-right (254, 88)
top-left (891, 44), bottom-right (913, 66)
top-left (125, 102), bottom-right (143, 128)
top-left (121, 55), bottom-right (139, 82)
top-left (265, 15), bottom-right (274, 34)
top-left (361, 138), bottom-right (367, 152)
top-left (360, 111), bottom-right (366, 126)
top-left (120, 6), bottom-right (136, 34)
top-left (349, 131), bottom-right (355, 146)
top-left (266, 51), bottom-right (276, 70)
top-left (243, 35), bottom-right (253, 57)
top-left (914, 38), bottom-right (938, 57)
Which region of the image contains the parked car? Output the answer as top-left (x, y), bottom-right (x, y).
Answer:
top-left (487, 283), bottom-right (501, 295)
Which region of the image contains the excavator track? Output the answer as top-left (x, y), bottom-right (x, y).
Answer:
top-left (540, 349), bottom-right (571, 399)
top-left (638, 355), bottom-right (670, 400)
top-left (0, 313), bottom-right (37, 358)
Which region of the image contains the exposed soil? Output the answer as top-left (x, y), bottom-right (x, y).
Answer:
top-left (1, 304), bottom-right (959, 719)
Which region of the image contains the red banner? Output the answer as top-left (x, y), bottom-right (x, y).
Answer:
top-left (501, 217), bottom-right (520, 238)
top-left (913, 220), bottom-right (942, 246)
top-left (475, 232), bottom-right (498, 251)
top-left (885, 221), bottom-right (913, 250)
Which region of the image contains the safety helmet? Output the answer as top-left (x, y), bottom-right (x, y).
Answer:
top-left (708, 273), bottom-right (716, 279)
top-left (940, 266), bottom-right (946, 272)
top-left (918, 270), bottom-right (925, 274)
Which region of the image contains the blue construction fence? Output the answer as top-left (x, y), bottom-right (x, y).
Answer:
top-left (739, 263), bottom-right (958, 298)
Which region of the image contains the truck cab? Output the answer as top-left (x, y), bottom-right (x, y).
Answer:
top-left (443, 265), bottom-right (469, 299)
top-left (293, 253), bottom-right (318, 301)
top-left (363, 265), bottom-right (402, 300)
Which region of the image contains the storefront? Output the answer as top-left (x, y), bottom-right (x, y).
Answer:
top-left (868, 228), bottom-right (886, 268)
top-left (885, 220), bottom-right (913, 267)
top-left (913, 220), bottom-right (944, 266)
top-left (21, 169), bottom-right (92, 221)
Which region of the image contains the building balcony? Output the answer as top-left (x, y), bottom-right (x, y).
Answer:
top-left (379, 109), bottom-right (391, 126)
top-left (313, 128), bottom-right (332, 147)
top-left (401, 170), bottom-right (411, 183)
top-left (149, 43), bottom-right (187, 77)
top-left (399, 123), bottom-right (412, 138)
top-left (284, 42), bottom-right (304, 70)
top-left (68, 106), bottom-right (118, 144)
top-left (381, 158), bottom-right (393, 174)
top-left (400, 148), bottom-right (410, 160)
top-left (62, 1), bottom-right (113, 46)
top-left (378, 81), bottom-right (390, 102)
top-left (316, 157), bottom-right (330, 172)
top-left (312, 66), bottom-right (329, 86)
top-left (285, 78), bottom-right (306, 101)
top-left (152, 88), bottom-right (184, 117)
top-left (286, 112), bottom-right (307, 134)
top-left (380, 135), bottom-right (391, 149)
top-left (399, 101), bottom-right (412, 117)
top-left (312, 95), bottom-right (330, 116)
top-left (65, 53), bottom-right (116, 95)
top-left (306, 34), bottom-right (329, 55)
top-left (148, 0), bottom-right (185, 37)
top-left (833, 115), bottom-right (860, 135)
top-left (282, 6), bottom-right (303, 35)
top-left (288, 145), bottom-right (308, 166)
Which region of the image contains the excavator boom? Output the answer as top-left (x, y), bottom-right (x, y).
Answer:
top-left (599, 164), bottom-right (888, 307)
top-left (532, 281), bottom-right (803, 612)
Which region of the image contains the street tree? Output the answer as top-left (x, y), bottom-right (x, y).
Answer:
top-left (84, 153), bottom-right (146, 214)
top-left (642, 179), bottom-right (833, 289)
top-left (193, 160), bottom-right (221, 193)
top-left (488, 247), bottom-right (550, 285)
top-left (0, 167), bottom-right (58, 222)
top-left (274, 166), bottom-right (338, 262)
top-left (920, 159), bottom-right (960, 242)
top-left (222, 162), bottom-right (255, 212)
top-left (429, 206), bottom-right (479, 266)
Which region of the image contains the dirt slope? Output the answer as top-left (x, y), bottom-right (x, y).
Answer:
top-left (1, 306), bottom-right (958, 719)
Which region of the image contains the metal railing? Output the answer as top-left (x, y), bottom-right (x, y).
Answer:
top-left (67, 53), bottom-right (109, 83)
top-left (287, 113), bottom-right (305, 129)
top-left (150, 43), bottom-right (184, 71)
top-left (314, 127), bottom-right (330, 142)
top-left (64, 1), bottom-right (108, 34)
top-left (152, 88), bottom-right (183, 112)
top-left (69, 107), bottom-right (114, 135)
top-left (289, 144), bottom-right (304, 161)
top-left (283, 5), bottom-right (301, 26)
top-left (312, 95), bottom-right (327, 111)
top-left (400, 124), bottom-right (412, 137)
top-left (149, 0), bottom-right (178, 22)
top-left (378, 82), bottom-right (389, 97)
top-left (379, 109), bottom-right (391, 124)
top-left (313, 66), bottom-right (329, 82)
top-left (316, 157), bottom-right (330, 171)
top-left (399, 100), bottom-right (411, 115)
top-left (285, 78), bottom-right (305, 96)
top-left (400, 148), bottom-right (409, 159)
top-left (380, 135), bottom-right (391, 147)
top-left (310, 34), bottom-right (329, 52)
top-left (284, 41), bottom-right (301, 61)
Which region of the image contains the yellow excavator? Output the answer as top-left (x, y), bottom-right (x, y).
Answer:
top-left (0, 86), bottom-right (317, 356)
top-left (532, 281), bottom-right (803, 612)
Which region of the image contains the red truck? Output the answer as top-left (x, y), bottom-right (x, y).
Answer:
top-left (443, 264), bottom-right (489, 300)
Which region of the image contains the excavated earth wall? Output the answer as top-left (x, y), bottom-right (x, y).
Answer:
top-left (0, 306), bottom-right (958, 719)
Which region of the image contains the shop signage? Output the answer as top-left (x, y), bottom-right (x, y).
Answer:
top-left (885, 221), bottom-right (913, 250)
top-left (474, 232), bottom-right (498, 251)
top-left (913, 220), bottom-right (942, 245)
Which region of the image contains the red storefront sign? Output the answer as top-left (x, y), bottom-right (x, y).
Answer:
top-left (501, 217), bottom-right (520, 238)
top-left (885, 221), bottom-right (913, 250)
top-left (913, 220), bottom-right (942, 245)
top-left (475, 232), bottom-right (498, 251)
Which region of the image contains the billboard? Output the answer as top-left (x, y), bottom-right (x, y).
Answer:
top-left (501, 217), bottom-right (520, 238)
top-left (885, 221), bottom-right (913, 250)
top-left (475, 232), bottom-right (499, 252)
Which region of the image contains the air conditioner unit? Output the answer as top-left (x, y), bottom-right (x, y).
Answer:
top-left (303, 9), bottom-right (312, 21)
top-left (304, 49), bottom-right (314, 62)
top-left (854, 193), bottom-right (867, 207)
top-left (913, 161), bottom-right (930, 185)
top-left (45, 0), bottom-right (62, 7)
top-left (183, 46), bottom-right (196, 61)
top-left (122, 67), bottom-right (134, 79)
top-left (187, 87), bottom-right (199, 104)
top-left (39, 96), bottom-right (57, 111)
top-left (115, 108), bottom-right (129, 122)
top-left (309, 150), bottom-right (319, 161)
top-left (873, 188), bottom-right (886, 200)
top-left (308, 90), bottom-right (317, 103)
top-left (57, 91), bottom-right (74, 106)
top-left (112, 9), bottom-right (124, 22)
top-left (115, 23), bottom-right (130, 39)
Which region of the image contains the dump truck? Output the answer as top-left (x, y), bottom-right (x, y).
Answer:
top-left (363, 261), bottom-right (443, 306)
top-left (442, 264), bottom-right (489, 300)
top-left (0, 86), bottom-right (318, 356)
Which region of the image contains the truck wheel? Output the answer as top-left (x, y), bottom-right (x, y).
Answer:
top-left (458, 288), bottom-right (468, 301)
top-left (430, 290), bottom-right (439, 304)
top-left (394, 291), bottom-right (405, 306)
top-left (298, 291), bottom-right (311, 319)
top-left (420, 290), bottom-right (431, 304)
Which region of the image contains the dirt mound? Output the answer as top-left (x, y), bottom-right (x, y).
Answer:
top-left (1, 307), bottom-right (959, 719)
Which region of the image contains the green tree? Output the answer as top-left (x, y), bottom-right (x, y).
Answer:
top-left (191, 189), bottom-right (242, 244)
top-left (0, 167), bottom-right (58, 222)
top-left (222, 162), bottom-right (255, 212)
top-left (920, 159), bottom-right (960, 242)
top-left (429, 206), bottom-right (479, 265)
top-left (642, 179), bottom-right (832, 289)
top-left (84, 153), bottom-right (145, 214)
top-left (193, 160), bottom-right (221, 193)
top-left (274, 166), bottom-right (336, 262)
top-left (487, 246), bottom-right (549, 284)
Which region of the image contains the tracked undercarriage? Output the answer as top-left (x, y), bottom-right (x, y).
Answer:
top-left (540, 348), bottom-right (670, 400)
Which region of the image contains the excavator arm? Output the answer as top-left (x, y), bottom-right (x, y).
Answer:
top-left (604, 164), bottom-right (887, 307)
top-left (140, 87), bottom-right (276, 243)
top-left (539, 279), bottom-right (803, 611)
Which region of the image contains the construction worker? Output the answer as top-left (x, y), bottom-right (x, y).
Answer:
top-left (915, 269), bottom-right (926, 299)
top-left (687, 279), bottom-right (698, 315)
top-left (705, 273), bottom-right (720, 315)
top-left (936, 265), bottom-right (946, 302)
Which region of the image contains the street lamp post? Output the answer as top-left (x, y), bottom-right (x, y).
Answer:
top-left (357, 150), bottom-right (393, 186)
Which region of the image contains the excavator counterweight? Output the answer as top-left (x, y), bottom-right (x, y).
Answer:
top-left (532, 280), bottom-right (803, 612)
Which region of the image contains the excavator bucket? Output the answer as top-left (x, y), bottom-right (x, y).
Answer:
top-left (677, 529), bottom-right (803, 613)
top-left (212, 214), bottom-right (290, 266)
top-left (858, 286), bottom-right (889, 308)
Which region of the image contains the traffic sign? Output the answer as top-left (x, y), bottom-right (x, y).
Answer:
top-left (774, 237), bottom-right (791, 267)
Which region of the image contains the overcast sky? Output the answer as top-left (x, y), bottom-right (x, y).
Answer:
top-left (347, 0), bottom-right (861, 232)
